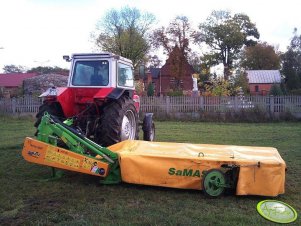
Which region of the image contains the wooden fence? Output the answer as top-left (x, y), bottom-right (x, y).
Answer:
top-left (0, 96), bottom-right (42, 114)
top-left (1, 95), bottom-right (301, 119)
top-left (140, 95), bottom-right (301, 119)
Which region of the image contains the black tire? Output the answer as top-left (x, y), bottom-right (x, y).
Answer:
top-left (34, 103), bottom-right (64, 128)
top-left (94, 96), bottom-right (139, 147)
top-left (143, 122), bottom-right (155, 141)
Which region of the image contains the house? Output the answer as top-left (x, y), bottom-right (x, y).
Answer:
top-left (144, 46), bottom-right (195, 96)
top-left (0, 73), bottom-right (38, 97)
top-left (144, 68), bottom-right (161, 95)
top-left (246, 70), bottom-right (281, 95)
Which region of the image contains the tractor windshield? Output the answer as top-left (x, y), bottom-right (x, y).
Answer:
top-left (72, 60), bottom-right (109, 86)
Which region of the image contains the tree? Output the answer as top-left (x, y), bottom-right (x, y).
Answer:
top-left (232, 70), bottom-right (250, 94)
top-left (195, 10), bottom-right (260, 79)
top-left (269, 84), bottom-right (283, 96)
top-left (27, 66), bottom-right (69, 75)
top-left (204, 77), bottom-right (235, 96)
top-left (94, 6), bottom-right (155, 69)
top-left (240, 42), bottom-right (281, 70)
top-left (3, 64), bottom-right (26, 73)
top-left (151, 16), bottom-right (194, 56)
top-left (147, 82), bottom-right (154, 96)
top-left (188, 52), bottom-right (202, 73)
top-left (151, 16), bottom-right (195, 89)
top-left (282, 28), bottom-right (301, 92)
top-left (148, 55), bottom-right (162, 68)
top-left (194, 54), bottom-right (217, 92)
top-left (134, 80), bottom-right (144, 96)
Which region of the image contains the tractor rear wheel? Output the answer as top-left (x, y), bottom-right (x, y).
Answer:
top-left (34, 103), bottom-right (64, 128)
top-left (95, 96), bottom-right (139, 147)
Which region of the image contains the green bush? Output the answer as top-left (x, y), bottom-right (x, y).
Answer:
top-left (269, 84), bottom-right (283, 96)
top-left (289, 88), bottom-right (301, 95)
top-left (167, 90), bottom-right (183, 96)
top-left (147, 83), bottom-right (154, 96)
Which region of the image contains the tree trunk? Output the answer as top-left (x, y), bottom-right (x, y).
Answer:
top-left (223, 63), bottom-right (230, 80)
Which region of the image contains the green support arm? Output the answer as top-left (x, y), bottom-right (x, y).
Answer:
top-left (36, 113), bottom-right (121, 184)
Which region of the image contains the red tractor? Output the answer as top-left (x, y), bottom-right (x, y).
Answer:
top-left (35, 53), bottom-right (155, 146)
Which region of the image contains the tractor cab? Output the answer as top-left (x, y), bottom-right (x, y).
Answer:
top-left (65, 53), bottom-right (135, 89)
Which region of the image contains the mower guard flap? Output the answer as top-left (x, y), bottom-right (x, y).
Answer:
top-left (109, 140), bottom-right (286, 196)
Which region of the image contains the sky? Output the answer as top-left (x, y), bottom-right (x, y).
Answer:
top-left (0, 0), bottom-right (300, 72)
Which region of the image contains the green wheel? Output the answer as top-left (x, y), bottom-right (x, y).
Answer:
top-left (202, 169), bottom-right (226, 197)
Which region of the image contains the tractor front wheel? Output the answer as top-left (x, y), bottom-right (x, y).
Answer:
top-left (95, 96), bottom-right (139, 147)
top-left (142, 114), bottom-right (155, 141)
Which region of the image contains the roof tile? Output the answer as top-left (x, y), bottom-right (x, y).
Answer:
top-left (246, 70), bottom-right (281, 84)
top-left (0, 73), bottom-right (38, 87)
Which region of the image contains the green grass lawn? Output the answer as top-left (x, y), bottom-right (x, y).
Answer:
top-left (0, 116), bottom-right (300, 225)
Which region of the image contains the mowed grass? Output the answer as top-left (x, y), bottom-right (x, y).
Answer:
top-left (0, 116), bottom-right (300, 226)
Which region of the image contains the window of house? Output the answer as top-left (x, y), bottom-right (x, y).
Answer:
top-left (255, 85), bottom-right (259, 92)
top-left (169, 77), bottom-right (176, 90)
top-left (180, 80), bottom-right (184, 89)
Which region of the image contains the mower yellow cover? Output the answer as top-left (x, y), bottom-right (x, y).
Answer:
top-left (108, 140), bottom-right (286, 196)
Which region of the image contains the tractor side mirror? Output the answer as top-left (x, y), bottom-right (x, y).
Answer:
top-left (63, 55), bottom-right (71, 62)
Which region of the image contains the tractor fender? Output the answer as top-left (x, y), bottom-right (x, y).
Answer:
top-left (106, 88), bottom-right (134, 100)
top-left (39, 87), bottom-right (74, 118)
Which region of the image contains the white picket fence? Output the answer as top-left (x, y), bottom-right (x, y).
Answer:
top-left (141, 95), bottom-right (301, 113)
top-left (1, 95), bottom-right (301, 119)
top-left (0, 96), bottom-right (42, 114)
top-left (140, 96), bottom-right (301, 119)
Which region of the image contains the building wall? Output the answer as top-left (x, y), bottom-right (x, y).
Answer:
top-left (150, 76), bottom-right (193, 96)
top-left (159, 65), bottom-right (194, 95)
top-left (249, 83), bottom-right (274, 96)
top-left (144, 47), bottom-right (195, 96)
top-left (0, 87), bottom-right (21, 98)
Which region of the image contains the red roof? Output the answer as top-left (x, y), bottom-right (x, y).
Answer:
top-left (0, 73), bottom-right (38, 87)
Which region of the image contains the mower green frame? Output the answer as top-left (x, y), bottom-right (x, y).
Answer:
top-left (37, 113), bottom-right (121, 184)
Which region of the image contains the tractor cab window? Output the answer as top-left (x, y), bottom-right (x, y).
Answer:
top-left (118, 63), bottom-right (134, 87)
top-left (72, 60), bottom-right (109, 86)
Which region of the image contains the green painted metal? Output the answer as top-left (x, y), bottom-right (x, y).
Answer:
top-left (36, 113), bottom-right (121, 184)
top-left (63, 118), bottom-right (74, 126)
top-left (51, 168), bottom-right (64, 180)
top-left (202, 169), bottom-right (226, 197)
